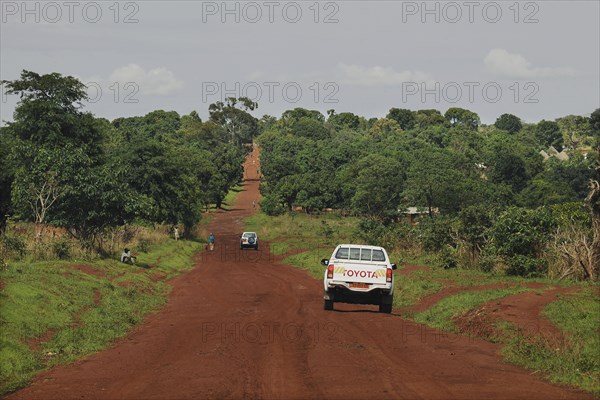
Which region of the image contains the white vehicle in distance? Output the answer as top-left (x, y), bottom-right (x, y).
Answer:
top-left (321, 244), bottom-right (397, 313)
top-left (240, 232), bottom-right (259, 250)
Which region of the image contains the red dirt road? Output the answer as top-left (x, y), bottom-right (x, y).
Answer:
top-left (8, 149), bottom-right (591, 400)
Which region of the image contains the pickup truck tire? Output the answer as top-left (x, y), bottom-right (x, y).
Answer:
top-left (324, 299), bottom-right (334, 311)
top-left (379, 303), bottom-right (392, 313)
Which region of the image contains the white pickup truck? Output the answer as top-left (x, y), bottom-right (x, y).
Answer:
top-left (321, 244), bottom-right (397, 313)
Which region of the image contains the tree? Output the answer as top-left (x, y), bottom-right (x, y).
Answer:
top-left (209, 97), bottom-right (259, 146)
top-left (2, 71), bottom-right (110, 239)
top-left (349, 154), bottom-right (405, 218)
top-left (11, 146), bottom-right (68, 238)
top-left (368, 118), bottom-right (402, 138)
top-left (444, 107), bottom-right (480, 130)
top-left (557, 115), bottom-right (590, 150)
top-left (494, 113), bottom-right (522, 134)
top-left (404, 148), bottom-right (465, 216)
top-left (0, 129), bottom-right (15, 231)
top-left (327, 111), bottom-right (361, 130)
top-left (484, 134), bottom-right (530, 192)
top-left (290, 117), bottom-right (330, 140)
top-left (414, 109), bottom-right (446, 128)
top-left (488, 151), bottom-right (529, 192)
top-left (281, 108), bottom-right (325, 123)
top-left (386, 108), bottom-right (416, 130)
top-left (179, 111), bottom-right (203, 136)
top-left (52, 157), bottom-right (149, 247)
top-left (535, 120), bottom-right (563, 150)
top-left (2, 70), bottom-right (104, 154)
top-left (259, 115), bottom-right (277, 132)
top-left (590, 108), bottom-right (600, 139)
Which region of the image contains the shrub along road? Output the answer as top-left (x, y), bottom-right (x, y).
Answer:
top-left (8, 149), bottom-right (591, 399)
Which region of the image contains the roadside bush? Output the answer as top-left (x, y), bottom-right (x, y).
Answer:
top-left (320, 220), bottom-right (334, 239)
top-left (489, 207), bottom-right (555, 258)
top-left (52, 238), bottom-right (71, 259)
top-left (486, 207), bottom-right (556, 277)
top-left (0, 235), bottom-right (26, 259)
top-left (478, 254), bottom-right (497, 273)
top-left (138, 239), bottom-right (150, 253)
top-left (393, 223), bottom-right (419, 253)
top-left (506, 255), bottom-right (547, 277)
top-left (354, 218), bottom-right (386, 246)
top-left (417, 216), bottom-right (457, 252)
top-left (259, 195), bottom-right (286, 216)
top-left (438, 245), bottom-right (458, 269)
top-left (457, 205), bottom-right (495, 261)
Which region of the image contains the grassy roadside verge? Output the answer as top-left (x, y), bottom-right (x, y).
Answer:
top-left (245, 210), bottom-right (599, 395)
top-left (245, 211), bottom-right (359, 251)
top-left (0, 239), bottom-right (203, 395)
top-left (500, 287), bottom-right (600, 394)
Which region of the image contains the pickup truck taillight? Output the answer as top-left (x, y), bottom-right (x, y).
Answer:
top-left (386, 268), bottom-right (393, 282)
top-left (327, 264), bottom-right (334, 279)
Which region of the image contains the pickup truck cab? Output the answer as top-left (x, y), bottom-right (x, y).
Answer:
top-left (321, 244), bottom-right (397, 313)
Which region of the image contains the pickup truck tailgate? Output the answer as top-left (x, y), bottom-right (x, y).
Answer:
top-left (331, 261), bottom-right (388, 284)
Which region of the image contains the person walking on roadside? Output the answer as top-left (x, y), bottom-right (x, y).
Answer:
top-left (208, 233), bottom-right (215, 251)
top-left (252, 200), bottom-right (256, 209)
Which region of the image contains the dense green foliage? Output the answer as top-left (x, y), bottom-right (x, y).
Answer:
top-left (258, 106), bottom-right (599, 279)
top-left (1, 71), bottom-right (250, 245)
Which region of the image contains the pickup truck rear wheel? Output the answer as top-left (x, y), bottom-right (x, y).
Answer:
top-left (379, 303), bottom-right (392, 313)
top-left (324, 299), bottom-right (334, 311)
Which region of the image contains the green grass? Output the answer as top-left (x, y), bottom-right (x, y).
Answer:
top-left (393, 273), bottom-right (445, 308)
top-left (269, 242), bottom-right (290, 257)
top-left (283, 248), bottom-right (335, 279)
top-left (412, 287), bottom-right (530, 331)
top-left (392, 264), bottom-right (554, 311)
top-left (245, 211), bottom-right (358, 250)
top-left (221, 184), bottom-right (243, 210)
top-left (544, 286), bottom-right (600, 337)
top-left (0, 239), bottom-right (203, 395)
top-left (499, 287), bottom-right (600, 395)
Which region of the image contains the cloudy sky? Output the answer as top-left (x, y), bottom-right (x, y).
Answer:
top-left (1, 0), bottom-right (598, 125)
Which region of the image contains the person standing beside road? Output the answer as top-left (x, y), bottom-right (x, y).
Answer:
top-left (208, 233), bottom-right (215, 251)
top-left (174, 226), bottom-right (179, 241)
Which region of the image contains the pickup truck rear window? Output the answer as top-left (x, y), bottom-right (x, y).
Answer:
top-left (336, 247), bottom-right (349, 259)
top-left (335, 247), bottom-right (386, 262)
top-left (360, 249), bottom-right (372, 260)
top-left (372, 250), bottom-right (385, 261)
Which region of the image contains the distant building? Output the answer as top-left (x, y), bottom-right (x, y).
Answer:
top-left (540, 146), bottom-right (569, 161)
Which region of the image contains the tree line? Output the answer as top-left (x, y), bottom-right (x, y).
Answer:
top-left (257, 107), bottom-right (600, 280)
top-left (0, 71), bottom-right (258, 250)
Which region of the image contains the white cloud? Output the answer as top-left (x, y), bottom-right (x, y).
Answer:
top-left (484, 49), bottom-right (575, 79)
top-left (109, 64), bottom-right (183, 95)
top-left (338, 63), bottom-right (433, 86)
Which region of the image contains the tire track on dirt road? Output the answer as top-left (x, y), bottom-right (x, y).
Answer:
top-left (8, 148), bottom-right (592, 400)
